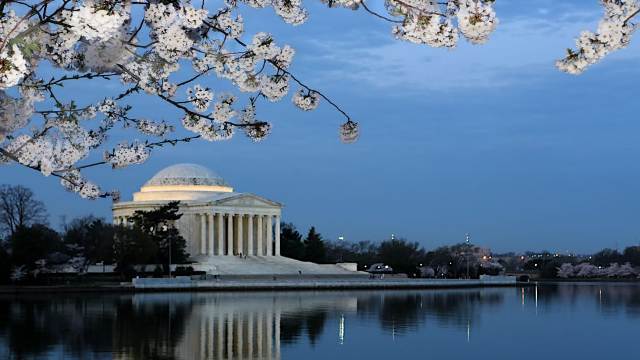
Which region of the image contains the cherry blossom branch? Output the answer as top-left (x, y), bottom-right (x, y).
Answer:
top-left (69, 135), bottom-right (202, 172)
top-left (115, 63), bottom-right (268, 129)
top-left (203, 21), bottom-right (353, 121)
top-left (623, 8), bottom-right (640, 25)
top-left (0, 147), bottom-right (110, 198)
top-left (28, 72), bottom-right (118, 90)
top-left (360, 1), bottom-right (403, 23)
top-left (388, 0), bottom-right (447, 17)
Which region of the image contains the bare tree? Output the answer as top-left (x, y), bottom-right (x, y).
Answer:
top-left (0, 184), bottom-right (47, 236)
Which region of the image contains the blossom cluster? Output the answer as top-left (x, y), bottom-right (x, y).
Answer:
top-left (556, 0), bottom-right (639, 74)
top-left (340, 120), bottom-right (360, 144)
top-left (292, 89), bottom-right (321, 111)
top-left (557, 262), bottom-right (639, 278)
top-left (104, 142), bottom-right (151, 169)
top-left (60, 169), bottom-right (102, 200)
top-left (187, 85), bottom-right (214, 112)
top-left (327, 0), bottom-right (499, 48)
top-left (0, 0), bottom-right (493, 200)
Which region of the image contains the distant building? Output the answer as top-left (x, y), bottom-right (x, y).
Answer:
top-left (113, 163), bottom-right (283, 259)
top-left (112, 163), bottom-right (359, 276)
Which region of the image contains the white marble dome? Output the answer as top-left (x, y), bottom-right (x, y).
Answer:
top-left (133, 163), bottom-right (234, 201)
top-left (145, 163), bottom-right (229, 187)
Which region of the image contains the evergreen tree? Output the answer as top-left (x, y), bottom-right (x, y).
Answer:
top-left (378, 238), bottom-right (425, 275)
top-left (280, 222), bottom-right (305, 260)
top-left (113, 225), bottom-right (156, 277)
top-left (304, 226), bottom-right (326, 263)
top-left (129, 201), bottom-right (189, 270)
top-left (63, 217), bottom-right (116, 271)
top-left (591, 248), bottom-right (622, 267)
top-left (9, 224), bottom-right (63, 272)
top-left (622, 246), bottom-right (640, 266)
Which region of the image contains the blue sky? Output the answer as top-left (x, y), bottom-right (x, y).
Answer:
top-left (3, 0), bottom-right (640, 253)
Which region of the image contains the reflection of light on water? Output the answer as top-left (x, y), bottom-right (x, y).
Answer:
top-left (339, 314), bottom-right (345, 345)
top-left (466, 321), bottom-right (470, 343)
top-left (521, 288), bottom-right (525, 307)
top-left (392, 321), bottom-right (396, 341)
top-left (599, 288), bottom-right (602, 307)
top-left (535, 285), bottom-right (538, 315)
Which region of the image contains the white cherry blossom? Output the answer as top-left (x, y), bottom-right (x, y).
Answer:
top-left (5, 0), bottom-right (629, 200)
top-left (0, 45), bottom-right (27, 89)
top-left (292, 89), bottom-right (320, 111)
top-left (557, 0), bottom-right (639, 74)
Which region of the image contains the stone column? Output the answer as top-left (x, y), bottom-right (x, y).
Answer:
top-left (266, 215), bottom-right (273, 256)
top-left (274, 215), bottom-right (281, 256)
top-left (200, 213), bottom-right (207, 255)
top-left (226, 213), bottom-right (234, 256)
top-left (236, 214), bottom-right (243, 256)
top-left (216, 213), bottom-right (224, 256)
top-left (256, 215), bottom-right (263, 256)
top-left (247, 215), bottom-right (254, 256)
top-left (199, 214), bottom-right (207, 255)
top-left (208, 213), bottom-right (214, 256)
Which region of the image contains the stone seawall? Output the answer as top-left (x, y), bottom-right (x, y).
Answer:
top-left (131, 276), bottom-right (517, 291)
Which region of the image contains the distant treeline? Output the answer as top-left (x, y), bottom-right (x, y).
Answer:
top-left (281, 223), bottom-right (503, 278)
top-left (521, 247), bottom-right (640, 279)
top-left (0, 187), bottom-right (190, 283)
top-left (3, 184), bottom-right (640, 283)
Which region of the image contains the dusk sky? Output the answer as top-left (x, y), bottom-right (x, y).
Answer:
top-left (3, 0), bottom-right (640, 253)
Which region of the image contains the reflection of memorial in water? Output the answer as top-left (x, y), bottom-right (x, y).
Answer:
top-left (5, 285), bottom-right (639, 359)
top-left (353, 289), bottom-right (505, 333)
top-left (125, 292), bottom-right (357, 360)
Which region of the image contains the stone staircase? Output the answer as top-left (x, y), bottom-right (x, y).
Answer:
top-left (190, 255), bottom-right (365, 276)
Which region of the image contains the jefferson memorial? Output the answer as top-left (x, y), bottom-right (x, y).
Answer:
top-left (113, 163), bottom-right (358, 276)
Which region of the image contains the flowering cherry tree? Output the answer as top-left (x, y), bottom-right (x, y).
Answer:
top-left (556, 0), bottom-right (640, 74)
top-left (556, 262), bottom-right (639, 278)
top-left (556, 263), bottom-right (574, 278)
top-left (0, 0), bottom-right (634, 200)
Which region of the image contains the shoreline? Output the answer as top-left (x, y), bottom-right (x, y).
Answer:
top-left (4, 278), bottom-right (639, 295)
top-left (534, 278), bottom-right (640, 283)
top-left (0, 277), bottom-right (520, 294)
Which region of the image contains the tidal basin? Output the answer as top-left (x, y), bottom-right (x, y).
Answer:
top-left (1, 282), bottom-right (639, 359)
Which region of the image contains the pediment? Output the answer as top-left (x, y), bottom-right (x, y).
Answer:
top-left (214, 193), bottom-right (281, 208)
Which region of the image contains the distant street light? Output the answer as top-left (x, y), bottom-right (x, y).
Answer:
top-left (465, 233), bottom-right (472, 279)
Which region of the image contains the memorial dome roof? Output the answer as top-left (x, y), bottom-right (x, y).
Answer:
top-left (144, 163), bottom-right (229, 187)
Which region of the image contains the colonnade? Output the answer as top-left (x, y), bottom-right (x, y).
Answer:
top-left (194, 309), bottom-right (281, 360)
top-left (196, 213), bottom-right (281, 256)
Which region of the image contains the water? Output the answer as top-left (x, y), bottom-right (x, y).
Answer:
top-left (1, 283), bottom-right (639, 359)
